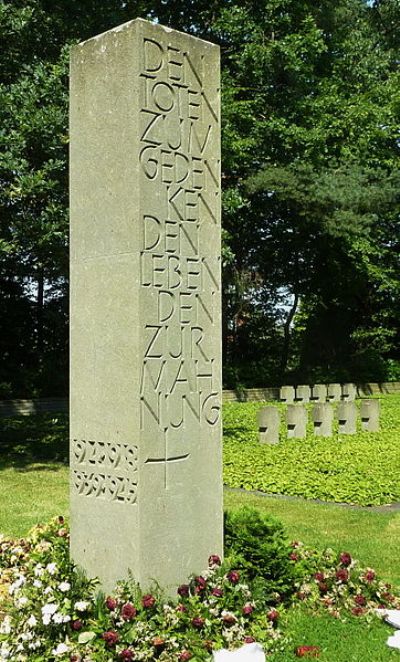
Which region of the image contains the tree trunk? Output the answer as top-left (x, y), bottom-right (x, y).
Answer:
top-left (280, 291), bottom-right (299, 378)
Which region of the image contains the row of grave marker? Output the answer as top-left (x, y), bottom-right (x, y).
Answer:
top-left (258, 400), bottom-right (380, 444)
top-left (280, 383), bottom-right (356, 404)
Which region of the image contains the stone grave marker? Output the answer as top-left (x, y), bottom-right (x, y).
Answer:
top-left (286, 405), bottom-right (307, 439)
top-left (341, 383), bottom-right (357, 401)
top-left (327, 383), bottom-right (341, 402)
top-left (312, 403), bottom-right (333, 437)
top-left (257, 407), bottom-right (280, 444)
top-left (70, 19), bottom-right (222, 592)
top-left (280, 385), bottom-right (295, 404)
top-left (311, 384), bottom-right (327, 403)
top-left (360, 399), bottom-right (380, 432)
top-left (337, 402), bottom-right (357, 434)
top-left (295, 385), bottom-right (311, 403)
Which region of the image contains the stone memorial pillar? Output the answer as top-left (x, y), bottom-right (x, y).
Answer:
top-left (327, 383), bottom-right (341, 402)
top-left (360, 399), bottom-right (380, 432)
top-left (286, 405), bottom-right (307, 439)
top-left (312, 403), bottom-right (333, 437)
top-left (280, 386), bottom-right (295, 404)
top-left (337, 402), bottom-right (357, 435)
top-left (311, 384), bottom-right (327, 403)
top-left (257, 407), bottom-right (280, 444)
top-left (341, 383), bottom-right (357, 401)
top-left (295, 385), bottom-right (311, 403)
top-left (70, 19), bottom-right (222, 592)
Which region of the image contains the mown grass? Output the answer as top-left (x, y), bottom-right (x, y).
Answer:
top-left (223, 393), bottom-right (400, 506)
top-left (0, 413), bottom-right (69, 536)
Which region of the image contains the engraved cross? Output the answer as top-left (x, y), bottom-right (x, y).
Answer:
top-left (145, 429), bottom-right (189, 489)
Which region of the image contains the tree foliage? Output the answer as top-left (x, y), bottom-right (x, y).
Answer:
top-left (0, 0), bottom-right (399, 395)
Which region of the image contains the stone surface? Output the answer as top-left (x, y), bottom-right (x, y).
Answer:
top-left (311, 384), bottom-right (327, 403)
top-left (213, 643), bottom-right (265, 661)
top-left (327, 383), bottom-right (341, 402)
top-left (337, 402), bottom-right (357, 434)
top-left (257, 407), bottom-right (280, 445)
top-left (312, 403), bottom-right (333, 437)
top-left (341, 383), bottom-right (357, 401)
top-left (360, 399), bottom-right (380, 432)
top-left (280, 385), bottom-right (295, 404)
top-left (286, 405), bottom-right (307, 439)
top-left (295, 385), bottom-right (311, 403)
top-left (70, 19), bottom-right (222, 593)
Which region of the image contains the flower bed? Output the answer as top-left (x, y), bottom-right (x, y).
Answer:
top-left (1, 509), bottom-right (399, 661)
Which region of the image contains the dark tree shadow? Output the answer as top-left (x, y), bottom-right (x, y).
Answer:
top-left (0, 413), bottom-right (68, 471)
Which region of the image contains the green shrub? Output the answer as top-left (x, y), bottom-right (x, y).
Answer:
top-left (224, 506), bottom-right (300, 604)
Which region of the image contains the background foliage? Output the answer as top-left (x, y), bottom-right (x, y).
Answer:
top-left (1, 0), bottom-right (399, 396)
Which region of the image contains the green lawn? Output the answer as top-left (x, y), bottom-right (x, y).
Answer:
top-left (223, 393), bottom-right (400, 506)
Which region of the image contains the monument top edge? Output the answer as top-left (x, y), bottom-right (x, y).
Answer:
top-left (73, 17), bottom-right (220, 51)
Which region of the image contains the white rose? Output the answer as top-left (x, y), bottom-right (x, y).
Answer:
top-left (52, 642), bottom-right (70, 656)
top-left (46, 563), bottom-right (57, 575)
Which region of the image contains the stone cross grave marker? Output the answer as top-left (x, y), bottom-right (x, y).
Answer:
top-left (70, 19), bottom-right (222, 593)
top-left (327, 383), bottom-right (341, 402)
top-left (295, 385), bottom-right (311, 403)
top-left (311, 384), bottom-right (327, 403)
top-left (360, 399), bottom-right (380, 432)
top-left (312, 403), bottom-right (333, 437)
top-left (257, 406), bottom-right (280, 444)
top-left (286, 405), bottom-right (307, 439)
top-left (341, 383), bottom-right (357, 402)
top-left (337, 402), bottom-right (357, 434)
top-left (280, 385), bottom-right (295, 404)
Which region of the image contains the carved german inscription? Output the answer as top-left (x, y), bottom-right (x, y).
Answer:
top-left (139, 33), bottom-right (221, 488)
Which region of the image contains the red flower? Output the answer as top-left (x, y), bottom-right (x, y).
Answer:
top-left (208, 554), bottom-right (222, 567)
top-left (70, 656), bottom-right (81, 662)
top-left (381, 592), bottom-right (395, 604)
top-left (179, 652), bottom-right (192, 661)
top-left (336, 569), bottom-right (349, 583)
top-left (152, 637), bottom-right (165, 649)
top-left (142, 594), bottom-right (156, 608)
top-left (354, 595), bottom-right (366, 607)
top-left (71, 619), bottom-right (83, 631)
top-left (121, 602), bottom-right (137, 621)
top-left (242, 603), bottom-right (254, 616)
top-left (227, 570), bottom-right (240, 584)
top-left (244, 636), bottom-right (256, 644)
top-left (105, 596), bottom-right (117, 611)
top-left (192, 616), bottom-right (205, 629)
top-left (339, 552), bottom-right (352, 567)
top-left (290, 552), bottom-right (299, 561)
top-left (318, 582), bottom-right (328, 594)
top-left (352, 606), bottom-right (366, 616)
top-left (222, 613), bottom-right (237, 625)
top-left (195, 576), bottom-right (207, 591)
top-left (314, 572), bottom-right (325, 582)
top-left (212, 587), bottom-right (224, 598)
top-left (102, 630), bottom-right (119, 647)
top-left (177, 584), bottom-right (190, 597)
top-left (364, 569), bottom-right (376, 583)
top-left (176, 603), bottom-right (187, 613)
top-left (120, 651), bottom-right (135, 661)
top-left (295, 645), bottom-right (320, 657)
top-left (267, 609), bottom-right (279, 623)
